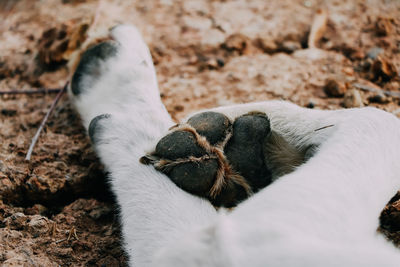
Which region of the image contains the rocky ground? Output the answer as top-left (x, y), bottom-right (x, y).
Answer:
top-left (0, 0), bottom-right (400, 266)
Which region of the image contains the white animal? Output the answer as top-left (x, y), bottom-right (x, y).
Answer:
top-left (69, 25), bottom-right (400, 267)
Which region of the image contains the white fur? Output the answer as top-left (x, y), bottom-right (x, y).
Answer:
top-left (70, 25), bottom-right (400, 267)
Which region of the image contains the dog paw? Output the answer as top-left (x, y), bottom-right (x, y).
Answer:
top-left (141, 111), bottom-right (273, 207)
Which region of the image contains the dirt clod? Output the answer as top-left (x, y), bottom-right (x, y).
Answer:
top-left (324, 78), bottom-right (348, 97)
top-left (371, 57), bottom-right (398, 82)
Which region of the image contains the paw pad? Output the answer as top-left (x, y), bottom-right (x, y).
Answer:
top-left (141, 111), bottom-right (273, 207)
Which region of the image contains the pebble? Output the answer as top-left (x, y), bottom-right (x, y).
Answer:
top-left (323, 78), bottom-right (347, 97)
top-left (343, 89), bottom-right (364, 108)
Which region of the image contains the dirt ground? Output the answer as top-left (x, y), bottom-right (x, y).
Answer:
top-left (1, 0), bottom-right (400, 266)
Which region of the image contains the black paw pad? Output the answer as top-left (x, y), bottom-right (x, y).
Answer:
top-left (155, 131), bottom-right (206, 160)
top-left (187, 112), bottom-right (232, 145)
top-left (141, 111), bottom-right (272, 207)
top-left (71, 41), bottom-right (119, 96)
top-left (89, 114), bottom-right (111, 144)
top-left (225, 112), bottom-right (272, 190)
top-left (169, 159), bottom-right (219, 197)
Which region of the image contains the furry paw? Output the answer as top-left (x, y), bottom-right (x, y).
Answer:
top-left (141, 111), bottom-right (276, 207)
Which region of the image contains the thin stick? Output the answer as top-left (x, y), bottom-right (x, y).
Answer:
top-left (55, 238), bottom-right (67, 244)
top-left (0, 88), bottom-right (62, 95)
top-left (308, 9), bottom-right (328, 49)
top-left (25, 82), bottom-right (69, 161)
top-left (91, 0), bottom-right (103, 30)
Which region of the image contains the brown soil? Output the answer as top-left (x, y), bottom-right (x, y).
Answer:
top-left (1, 0), bottom-right (399, 266)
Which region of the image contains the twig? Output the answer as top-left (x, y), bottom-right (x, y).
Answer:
top-left (91, 0), bottom-right (103, 30)
top-left (67, 226), bottom-right (79, 241)
top-left (25, 82), bottom-right (69, 161)
top-left (0, 88), bottom-right (62, 95)
top-left (353, 83), bottom-right (400, 99)
top-left (50, 222), bottom-right (58, 238)
top-left (55, 238), bottom-right (67, 244)
top-left (308, 9), bottom-right (328, 49)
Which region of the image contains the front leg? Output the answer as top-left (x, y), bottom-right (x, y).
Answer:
top-left (69, 25), bottom-right (217, 267)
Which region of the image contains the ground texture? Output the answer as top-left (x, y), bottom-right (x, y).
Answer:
top-left (1, 0), bottom-right (400, 266)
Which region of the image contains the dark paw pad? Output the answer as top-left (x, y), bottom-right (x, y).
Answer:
top-left (71, 41), bottom-right (119, 96)
top-left (155, 131), bottom-right (206, 160)
top-left (187, 112), bottom-right (232, 145)
top-left (225, 112), bottom-right (271, 190)
top-left (89, 114), bottom-right (111, 144)
top-left (141, 111), bottom-right (273, 207)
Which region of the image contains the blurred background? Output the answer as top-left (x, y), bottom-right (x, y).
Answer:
top-left (0, 0), bottom-right (399, 266)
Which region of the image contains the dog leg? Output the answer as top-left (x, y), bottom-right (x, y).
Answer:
top-left (70, 25), bottom-right (218, 267)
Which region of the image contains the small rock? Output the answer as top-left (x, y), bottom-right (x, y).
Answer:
top-left (323, 78), bottom-right (347, 97)
top-left (343, 89), bottom-right (364, 108)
